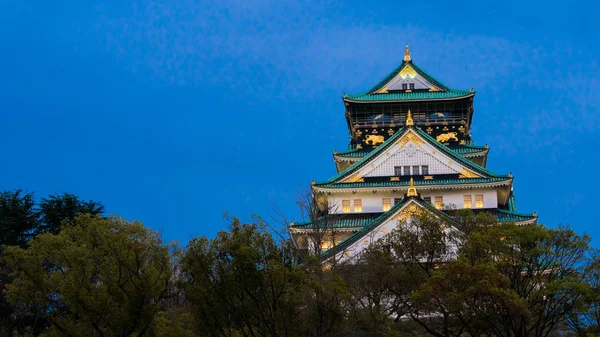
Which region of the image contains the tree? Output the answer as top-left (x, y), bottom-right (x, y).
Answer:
top-left (566, 253), bottom-right (600, 336)
top-left (39, 192), bottom-right (104, 234)
top-left (182, 217), bottom-right (305, 337)
top-left (489, 224), bottom-right (589, 337)
top-left (360, 210), bottom-right (590, 337)
top-left (3, 214), bottom-right (174, 337)
top-left (0, 190), bottom-right (39, 248)
top-left (0, 190), bottom-right (41, 337)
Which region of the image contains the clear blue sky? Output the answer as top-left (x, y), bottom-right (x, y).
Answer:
top-left (1, 0), bottom-right (598, 244)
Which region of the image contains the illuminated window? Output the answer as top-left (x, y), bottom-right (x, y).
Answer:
top-left (422, 165), bottom-right (429, 175)
top-left (403, 166), bottom-right (411, 176)
top-left (434, 196), bottom-right (443, 209)
top-left (412, 166), bottom-right (420, 175)
top-left (394, 166), bottom-right (402, 176)
top-left (475, 195), bottom-right (484, 208)
top-left (353, 199), bottom-right (362, 213)
top-left (463, 195), bottom-right (472, 208)
top-left (321, 238), bottom-right (337, 250)
top-left (342, 200), bottom-right (350, 213)
top-left (382, 198), bottom-right (391, 211)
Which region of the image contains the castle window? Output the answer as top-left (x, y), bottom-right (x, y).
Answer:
top-left (475, 195), bottom-right (484, 208)
top-left (409, 83), bottom-right (415, 90)
top-left (353, 199), bottom-right (362, 213)
top-left (342, 200), bottom-right (350, 213)
top-left (382, 198), bottom-right (391, 211)
top-left (464, 195), bottom-right (472, 208)
top-left (403, 166), bottom-right (411, 175)
top-left (412, 166), bottom-right (420, 175)
top-left (422, 165), bottom-right (429, 175)
top-left (402, 83), bottom-right (408, 90)
top-left (394, 166), bottom-right (402, 176)
top-left (394, 198), bottom-right (402, 205)
top-left (434, 196), bottom-right (443, 209)
top-left (424, 196), bottom-right (432, 204)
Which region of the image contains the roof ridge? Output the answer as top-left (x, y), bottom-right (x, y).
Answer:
top-left (353, 61), bottom-right (467, 97)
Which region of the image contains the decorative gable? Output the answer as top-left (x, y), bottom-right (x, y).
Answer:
top-left (374, 64), bottom-right (444, 93)
top-left (339, 129), bottom-right (482, 183)
top-left (330, 198), bottom-right (457, 262)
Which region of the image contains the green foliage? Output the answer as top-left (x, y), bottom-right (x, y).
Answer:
top-left (38, 193), bottom-right (104, 234)
top-left (183, 218), bottom-right (303, 336)
top-left (1, 198), bottom-right (597, 337)
top-left (0, 190), bottom-right (39, 248)
top-left (151, 308), bottom-right (198, 337)
top-left (3, 215), bottom-right (174, 337)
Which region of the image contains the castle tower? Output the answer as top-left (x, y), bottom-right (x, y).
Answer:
top-left (290, 45), bottom-right (537, 261)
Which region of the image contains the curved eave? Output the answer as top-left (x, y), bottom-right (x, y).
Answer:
top-left (313, 178), bottom-right (513, 193)
top-left (334, 155), bottom-right (362, 162)
top-left (461, 149), bottom-right (489, 158)
top-left (343, 92), bottom-right (474, 104)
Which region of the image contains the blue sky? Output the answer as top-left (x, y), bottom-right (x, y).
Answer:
top-left (0, 0), bottom-right (598, 244)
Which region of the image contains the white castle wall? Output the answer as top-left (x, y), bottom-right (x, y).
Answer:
top-left (327, 188), bottom-right (498, 214)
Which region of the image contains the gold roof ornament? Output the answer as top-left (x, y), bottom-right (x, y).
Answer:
top-left (407, 177), bottom-right (417, 197)
top-left (404, 43), bottom-right (411, 62)
top-left (406, 109), bottom-right (414, 126)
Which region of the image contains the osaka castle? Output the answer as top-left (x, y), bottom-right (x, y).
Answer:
top-left (290, 45), bottom-right (537, 262)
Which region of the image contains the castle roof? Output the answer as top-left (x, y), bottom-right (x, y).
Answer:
top-left (344, 47), bottom-right (473, 103)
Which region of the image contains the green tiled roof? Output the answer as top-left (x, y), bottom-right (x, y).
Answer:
top-left (318, 125), bottom-right (506, 186)
top-left (295, 208), bottom-right (536, 232)
top-left (449, 145), bottom-right (488, 155)
top-left (496, 209), bottom-right (536, 223)
top-left (336, 144), bottom-right (488, 158)
top-left (345, 61), bottom-right (473, 102)
top-left (346, 91), bottom-right (473, 102)
top-left (292, 213), bottom-right (381, 229)
top-left (335, 149), bottom-right (372, 158)
top-left (314, 177), bottom-right (511, 190)
top-left (507, 194), bottom-right (518, 212)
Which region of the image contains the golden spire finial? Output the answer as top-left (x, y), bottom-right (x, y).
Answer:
top-left (404, 43), bottom-right (411, 62)
top-left (407, 177), bottom-right (417, 197)
top-left (406, 109), bottom-right (414, 126)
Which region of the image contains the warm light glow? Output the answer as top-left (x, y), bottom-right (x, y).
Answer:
top-left (475, 195), bottom-right (484, 208)
top-left (464, 195), bottom-right (472, 208)
top-left (382, 198), bottom-right (391, 211)
top-left (342, 200), bottom-right (350, 213)
top-left (435, 196), bottom-right (443, 209)
top-left (353, 199), bottom-right (362, 213)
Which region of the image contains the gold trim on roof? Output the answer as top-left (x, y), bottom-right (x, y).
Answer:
top-left (407, 177), bottom-right (418, 197)
top-left (406, 109), bottom-right (414, 126)
top-left (397, 130), bottom-right (423, 148)
top-left (458, 169), bottom-right (481, 179)
top-left (342, 172), bottom-right (364, 183)
top-left (404, 43), bottom-right (411, 62)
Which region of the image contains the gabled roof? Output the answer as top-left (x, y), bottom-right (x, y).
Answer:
top-left (335, 144), bottom-right (488, 159)
top-left (344, 58), bottom-right (473, 103)
top-left (315, 125), bottom-right (507, 187)
top-left (292, 208), bottom-right (537, 232)
top-left (320, 196), bottom-right (460, 259)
